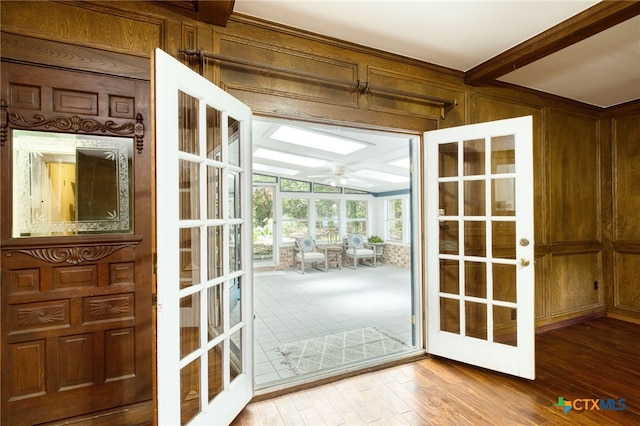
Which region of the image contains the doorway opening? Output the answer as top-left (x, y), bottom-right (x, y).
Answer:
top-left (251, 117), bottom-right (422, 390)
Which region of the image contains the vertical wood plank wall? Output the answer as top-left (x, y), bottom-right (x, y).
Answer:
top-left (2, 0), bottom-right (638, 329)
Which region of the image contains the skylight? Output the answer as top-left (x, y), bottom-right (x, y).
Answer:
top-left (270, 125), bottom-right (368, 155)
top-left (351, 169), bottom-right (409, 183)
top-left (253, 148), bottom-right (328, 168)
top-left (389, 157), bottom-right (410, 169)
top-left (253, 163), bottom-right (299, 176)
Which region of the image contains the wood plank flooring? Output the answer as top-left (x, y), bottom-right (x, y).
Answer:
top-left (232, 317), bottom-right (640, 425)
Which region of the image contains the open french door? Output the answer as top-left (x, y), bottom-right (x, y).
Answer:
top-left (425, 116), bottom-right (535, 379)
top-left (154, 48), bottom-right (254, 424)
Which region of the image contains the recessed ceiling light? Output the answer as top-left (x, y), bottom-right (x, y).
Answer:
top-left (253, 163), bottom-right (299, 176)
top-left (270, 125), bottom-right (368, 155)
top-left (351, 169), bottom-right (409, 183)
top-left (253, 148), bottom-right (328, 168)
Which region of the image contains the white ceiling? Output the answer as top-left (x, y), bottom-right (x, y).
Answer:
top-left (235, 1), bottom-right (640, 193)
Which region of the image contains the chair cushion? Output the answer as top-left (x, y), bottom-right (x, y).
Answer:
top-left (296, 252), bottom-right (325, 261)
top-left (296, 235), bottom-right (316, 251)
top-left (345, 248), bottom-right (374, 256)
top-left (348, 234), bottom-right (365, 249)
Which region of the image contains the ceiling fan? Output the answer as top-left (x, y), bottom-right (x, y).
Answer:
top-left (308, 166), bottom-right (360, 187)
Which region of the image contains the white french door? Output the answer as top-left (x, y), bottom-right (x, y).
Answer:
top-left (155, 48), bottom-right (254, 424)
top-left (425, 116), bottom-right (535, 379)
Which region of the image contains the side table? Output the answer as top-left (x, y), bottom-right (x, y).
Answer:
top-left (322, 245), bottom-right (343, 269)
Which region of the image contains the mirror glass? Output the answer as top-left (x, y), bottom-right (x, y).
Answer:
top-left (12, 130), bottom-right (133, 237)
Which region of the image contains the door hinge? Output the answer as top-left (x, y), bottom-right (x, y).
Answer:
top-left (153, 252), bottom-right (157, 275)
top-left (152, 293), bottom-right (158, 306)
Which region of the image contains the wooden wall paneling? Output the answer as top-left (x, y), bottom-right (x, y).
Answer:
top-left (0, 1), bottom-right (163, 56)
top-left (216, 18), bottom-right (444, 132)
top-left (613, 113), bottom-right (640, 242)
top-left (548, 110), bottom-right (600, 244)
top-left (549, 251), bottom-right (603, 317)
top-left (535, 254), bottom-right (547, 320)
top-left (607, 109), bottom-right (640, 322)
top-left (216, 34), bottom-right (360, 108)
top-left (366, 67), bottom-right (465, 121)
top-left (613, 252), bottom-right (640, 315)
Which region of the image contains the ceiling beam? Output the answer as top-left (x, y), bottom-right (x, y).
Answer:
top-left (465, 1), bottom-right (640, 86)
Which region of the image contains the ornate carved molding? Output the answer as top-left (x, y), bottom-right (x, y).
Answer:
top-left (0, 101), bottom-right (145, 153)
top-left (18, 305), bottom-right (66, 326)
top-left (134, 113), bottom-right (144, 154)
top-left (15, 244), bottom-right (135, 265)
top-left (0, 100), bottom-right (7, 146)
top-left (89, 297), bottom-right (131, 317)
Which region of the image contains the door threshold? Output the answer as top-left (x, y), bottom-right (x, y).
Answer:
top-left (252, 349), bottom-right (426, 402)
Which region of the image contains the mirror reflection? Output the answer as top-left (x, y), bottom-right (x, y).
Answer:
top-left (12, 130), bottom-right (133, 237)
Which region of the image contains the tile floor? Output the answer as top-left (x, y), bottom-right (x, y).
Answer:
top-left (253, 264), bottom-right (414, 388)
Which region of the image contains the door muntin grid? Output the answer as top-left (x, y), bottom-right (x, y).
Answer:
top-left (437, 134), bottom-right (518, 346)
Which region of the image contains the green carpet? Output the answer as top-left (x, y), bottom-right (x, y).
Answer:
top-left (274, 327), bottom-right (409, 375)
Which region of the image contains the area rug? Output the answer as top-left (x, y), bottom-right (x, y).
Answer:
top-left (274, 327), bottom-right (409, 375)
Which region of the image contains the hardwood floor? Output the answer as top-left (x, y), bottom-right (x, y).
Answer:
top-left (232, 317), bottom-right (640, 425)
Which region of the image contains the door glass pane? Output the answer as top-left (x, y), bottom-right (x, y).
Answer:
top-left (180, 228), bottom-right (201, 289)
top-left (464, 180), bottom-right (485, 216)
top-left (438, 142), bottom-right (458, 177)
top-left (493, 264), bottom-right (517, 303)
top-left (492, 177), bottom-right (516, 216)
top-left (229, 278), bottom-right (241, 329)
top-left (180, 160), bottom-right (200, 220)
top-left (208, 284), bottom-right (223, 340)
top-left (229, 172), bottom-right (240, 218)
top-left (180, 292), bottom-right (200, 358)
top-left (465, 261), bottom-right (486, 298)
top-left (206, 105), bottom-right (222, 161)
top-left (439, 181), bottom-right (458, 216)
top-left (230, 329), bottom-right (242, 382)
top-left (463, 139), bottom-right (485, 176)
top-left (228, 116), bottom-right (240, 166)
top-left (494, 306), bottom-right (517, 347)
top-left (440, 298), bottom-right (460, 333)
top-left (464, 221), bottom-right (486, 257)
top-left (491, 135), bottom-right (515, 216)
top-left (440, 259), bottom-right (459, 294)
top-left (465, 301), bottom-right (487, 340)
top-left (208, 342), bottom-right (224, 402)
top-left (491, 135), bottom-right (515, 173)
top-left (179, 91), bottom-right (199, 155)
top-left (492, 221), bottom-right (516, 259)
top-left (207, 226), bottom-right (223, 280)
top-left (207, 166), bottom-right (222, 219)
top-left (180, 358), bottom-right (201, 425)
top-left (439, 221), bottom-right (459, 255)
top-left (229, 224), bottom-right (241, 273)
top-left (253, 186), bottom-right (274, 262)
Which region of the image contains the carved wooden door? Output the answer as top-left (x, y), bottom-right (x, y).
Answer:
top-left (0, 62), bottom-right (152, 425)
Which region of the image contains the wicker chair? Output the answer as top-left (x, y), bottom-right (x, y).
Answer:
top-left (292, 235), bottom-right (328, 274)
top-left (343, 234), bottom-right (377, 269)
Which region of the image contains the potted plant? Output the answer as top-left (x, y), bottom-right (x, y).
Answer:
top-left (367, 235), bottom-right (384, 244)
